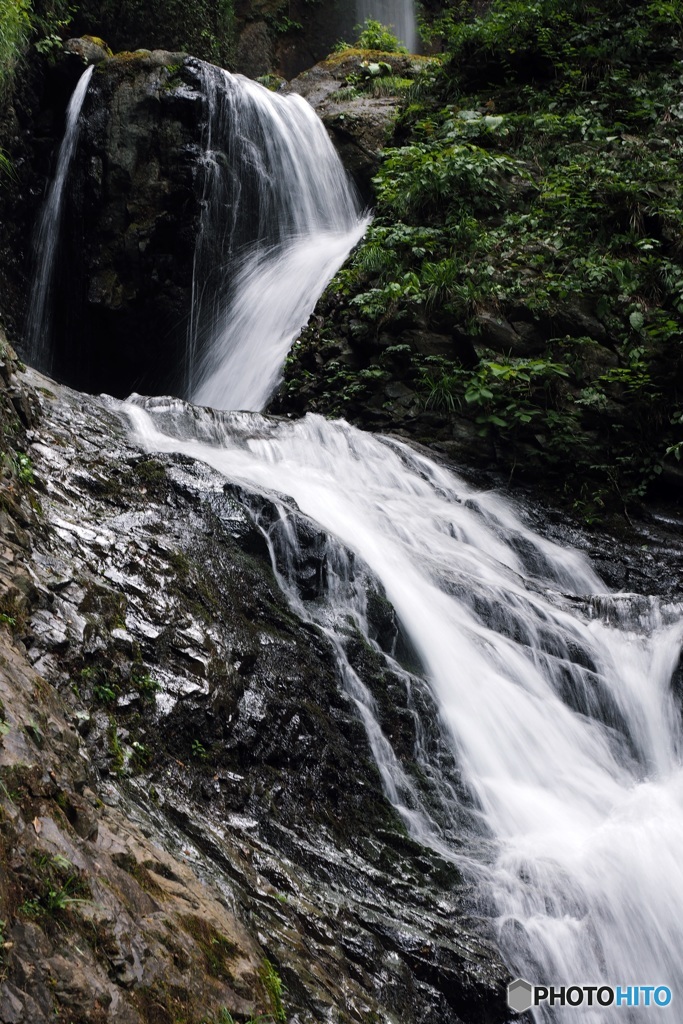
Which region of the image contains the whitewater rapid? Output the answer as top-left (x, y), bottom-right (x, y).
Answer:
top-left (124, 398), bottom-right (683, 1022)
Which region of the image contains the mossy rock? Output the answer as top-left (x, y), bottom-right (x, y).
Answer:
top-left (81, 34), bottom-right (113, 56)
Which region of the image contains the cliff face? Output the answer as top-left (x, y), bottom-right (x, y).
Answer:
top-left (48, 51), bottom-right (205, 398)
top-left (0, 634), bottom-right (266, 1024)
top-left (0, 331), bottom-right (512, 1023)
top-left (0, 336), bottom-right (270, 1023)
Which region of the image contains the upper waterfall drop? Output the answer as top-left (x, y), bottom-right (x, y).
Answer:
top-left (24, 65), bottom-right (94, 372)
top-left (187, 66), bottom-right (369, 412)
top-left (20, 55), bottom-right (366, 404)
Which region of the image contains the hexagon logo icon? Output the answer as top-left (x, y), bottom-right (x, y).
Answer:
top-left (508, 978), bottom-right (534, 1013)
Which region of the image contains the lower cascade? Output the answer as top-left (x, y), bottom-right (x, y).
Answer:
top-left (123, 399), bottom-right (683, 1022)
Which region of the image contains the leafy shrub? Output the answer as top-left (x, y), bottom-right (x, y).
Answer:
top-left (30, 0), bottom-right (76, 58)
top-left (356, 18), bottom-right (408, 53)
top-left (434, 0), bottom-right (683, 93)
top-left (336, 17), bottom-right (408, 54)
top-left (260, 958), bottom-right (286, 1022)
top-left (0, 0), bottom-right (30, 102)
top-left (283, 0), bottom-right (683, 514)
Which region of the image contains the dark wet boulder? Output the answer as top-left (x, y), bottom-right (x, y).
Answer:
top-left (64, 34), bottom-right (113, 65)
top-left (53, 50), bottom-right (204, 399)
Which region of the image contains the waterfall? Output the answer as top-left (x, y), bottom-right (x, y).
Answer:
top-left (186, 65), bottom-right (369, 410)
top-left (32, 39), bottom-right (683, 1021)
top-left (24, 65), bottom-right (94, 372)
top-left (355, 0), bottom-right (418, 53)
top-left (124, 398), bottom-right (683, 1021)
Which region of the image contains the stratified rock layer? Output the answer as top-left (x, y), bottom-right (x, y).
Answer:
top-left (0, 329), bottom-right (512, 1023)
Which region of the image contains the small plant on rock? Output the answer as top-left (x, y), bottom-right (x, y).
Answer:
top-left (191, 739), bottom-right (208, 761)
top-left (355, 18), bottom-right (408, 53)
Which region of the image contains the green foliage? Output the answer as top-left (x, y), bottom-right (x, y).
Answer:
top-left (0, 0), bottom-right (78, 104)
top-left (81, 665), bottom-right (119, 704)
top-left (93, 682), bottom-right (116, 703)
top-left (666, 411), bottom-right (683, 461)
top-left (336, 17), bottom-right (409, 54)
top-left (356, 18), bottom-right (408, 53)
top-left (13, 451), bottom-right (34, 484)
top-left (433, 0), bottom-right (682, 95)
top-left (375, 140), bottom-right (524, 222)
top-left (19, 853), bottom-right (90, 918)
top-left (267, 12), bottom-right (301, 35)
top-left (0, 0), bottom-right (30, 101)
top-left (0, 149), bottom-right (17, 185)
top-left (107, 715), bottom-right (125, 773)
top-left (257, 73), bottom-right (286, 92)
top-left (82, 659), bottom-right (158, 711)
top-left (422, 356), bottom-right (569, 431)
top-left (367, 74), bottom-right (413, 98)
top-left (201, 1012), bottom-right (237, 1024)
top-left (283, 358), bottom-right (389, 415)
top-left (131, 668), bottom-right (160, 701)
top-left (191, 738), bottom-right (208, 761)
top-left (30, 0), bottom-right (77, 60)
top-left (285, 0), bottom-right (683, 513)
top-left (0, 594), bottom-right (25, 633)
top-left (334, 57), bottom-right (423, 104)
top-left (130, 739), bottom-right (150, 769)
top-left (0, 448), bottom-right (36, 487)
top-left (260, 958), bottom-right (286, 1022)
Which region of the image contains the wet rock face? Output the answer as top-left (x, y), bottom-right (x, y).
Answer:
top-left (53, 51), bottom-right (204, 399)
top-left (0, 342), bottom-right (270, 1024)
top-left (0, 355), bottom-right (512, 1023)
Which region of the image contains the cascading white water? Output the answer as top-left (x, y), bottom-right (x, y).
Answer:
top-left (124, 398), bottom-right (683, 1021)
top-left (34, 39), bottom-right (678, 1021)
top-left (24, 65), bottom-right (94, 371)
top-left (186, 65), bottom-right (369, 410)
top-left (355, 0), bottom-right (418, 53)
